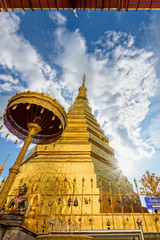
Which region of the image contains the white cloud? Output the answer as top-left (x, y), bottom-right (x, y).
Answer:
top-left (52, 26), bottom-right (159, 164)
top-left (49, 12), bottom-right (67, 25)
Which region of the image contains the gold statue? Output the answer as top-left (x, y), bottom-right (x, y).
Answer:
top-left (23, 181), bottom-right (40, 232)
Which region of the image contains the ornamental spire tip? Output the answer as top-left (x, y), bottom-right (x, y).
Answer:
top-left (82, 74), bottom-right (86, 87)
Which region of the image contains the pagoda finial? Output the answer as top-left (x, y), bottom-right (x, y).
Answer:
top-left (82, 74), bottom-right (86, 87)
top-left (75, 74), bottom-right (88, 104)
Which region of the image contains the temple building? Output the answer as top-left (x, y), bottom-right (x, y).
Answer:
top-left (0, 76), bottom-right (160, 240)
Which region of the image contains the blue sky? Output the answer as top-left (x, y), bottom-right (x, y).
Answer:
top-left (0, 9), bottom-right (160, 188)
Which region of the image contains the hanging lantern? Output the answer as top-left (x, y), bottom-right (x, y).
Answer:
top-left (55, 178), bottom-right (58, 188)
top-left (58, 198), bottom-right (61, 205)
top-left (26, 104), bottom-right (31, 110)
top-left (42, 219), bottom-right (46, 233)
top-left (59, 124), bottom-right (62, 129)
top-left (52, 115), bottom-right (55, 121)
top-left (68, 197), bottom-right (72, 207)
top-left (98, 197), bottom-right (102, 203)
top-left (64, 178), bottom-right (67, 187)
top-left (107, 219), bottom-right (110, 227)
top-left (5, 133), bottom-right (9, 138)
top-left (74, 197), bottom-right (78, 206)
top-left (108, 197), bottom-right (111, 205)
top-left (68, 218), bottom-right (71, 225)
top-left (40, 108), bottom-right (44, 114)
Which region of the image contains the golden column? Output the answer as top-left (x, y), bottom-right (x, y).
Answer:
top-left (0, 91), bottom-right (67, 210)
top-left (0, 123), bottom-right (41, 208)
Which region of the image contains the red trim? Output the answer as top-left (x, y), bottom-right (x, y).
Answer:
top-left (136, 0), bottom-right (140, 10)
top-left (125, 0), bottom-right (129, 11)
top-left (28, 0), bottom-right (34, 10)
top-left (3, 0), bottom-right (8, 11)
top-left (118, 0), bottom-right (122, 11)
top-left (55, 0), bottom-right (59, 10)
top-left (46, 0), bottom-right (50, 10)
top-left (0, 0), bottom-right (5, 11)
top-left (101, 0), bottom-right (104, 11)
top-left (83, 0), bottom-right (85, 10)
top-left (39, 0), bottom-right (43, 10)
top-left (62, 0), bottom-right (64, 10)
top-left (148, 0), bottom-right (153, 10)
top-left (108, 0), bottom-right (110, 10)
top-left (19, 0), bottom-right (25, 11)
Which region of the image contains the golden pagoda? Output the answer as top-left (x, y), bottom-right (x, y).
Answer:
top-left (1, 75), bottom-right (160, 238)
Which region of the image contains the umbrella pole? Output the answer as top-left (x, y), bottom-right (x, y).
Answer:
top-left (0, 123), bottom-right (41, 209)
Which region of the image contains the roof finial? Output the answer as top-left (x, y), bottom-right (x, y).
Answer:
top-left (82, 74), bottom-right (86, 87)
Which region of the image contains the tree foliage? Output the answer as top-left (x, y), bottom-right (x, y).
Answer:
top-left (139, 170), bottom-right (160, 197)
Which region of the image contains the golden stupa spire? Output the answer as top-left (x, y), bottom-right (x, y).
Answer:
top-left (0, 154), bottom-right (10, 176)
top-left (75, 74), bottom-right (88, 104)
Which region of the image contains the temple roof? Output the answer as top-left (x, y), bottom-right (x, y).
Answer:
top-left (0, 0), bottom-right (159, 12)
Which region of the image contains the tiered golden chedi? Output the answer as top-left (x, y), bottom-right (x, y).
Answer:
top-left (4, 76), bottom-right (160, 233)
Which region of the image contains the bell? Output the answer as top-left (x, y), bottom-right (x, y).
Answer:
top-left (12, 105), bottom-right (17, 110)
top-left (26, 104), bottom-right (31, 110)
top-left (107, 219), bottom-right (110, 226)
top-left (5, 133), bottom-right (9, 138)
top-left (68, 197), bottom-right (72, 206)
top-left (40, 108), bottom-right (44, 114)
top-left (42, 219), bottom-right (46, 233)
top-left (98, 197), bottom-right (102, 202)
top-left (74, 197), bottom-right (78, 206)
